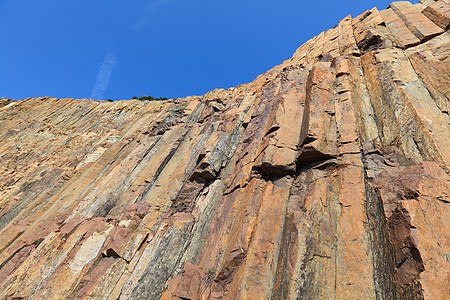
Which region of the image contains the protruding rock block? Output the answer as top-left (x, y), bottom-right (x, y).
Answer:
top-left (390, 1), bottom-right (444, 41)
top-left (297, 62), bottom-right (337, 165)
top-left (422, 0), bottom-right (450, 29)
top-left (353, 7), bottom-right (394, 53)
top-left (381, 8), bottom-right (421, 48)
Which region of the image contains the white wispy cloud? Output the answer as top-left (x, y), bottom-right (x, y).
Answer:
top-left (132, 0), bottom-right (170, 30)
top-left (90, 53), bottom-right (117, 100)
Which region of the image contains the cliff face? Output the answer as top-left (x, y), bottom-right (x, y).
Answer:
top-left (0, 1), bottom-right (449, 299)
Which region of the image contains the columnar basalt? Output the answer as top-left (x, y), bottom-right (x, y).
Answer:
top-left (0, 1), bottom-right (449, 299)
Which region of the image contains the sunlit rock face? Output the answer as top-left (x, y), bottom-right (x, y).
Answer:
top-left (0, 1), bottom-right (448, 299)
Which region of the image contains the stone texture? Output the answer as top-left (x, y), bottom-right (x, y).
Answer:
top-left (421, 0), bottom-right (450, 29)
top-left (0, 1), bottom-right (449, 299)
top-left (390, 1), bottom-right (444, 41)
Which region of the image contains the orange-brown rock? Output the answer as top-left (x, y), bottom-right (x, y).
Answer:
top-left (0, 0), bottom-right (449, 299)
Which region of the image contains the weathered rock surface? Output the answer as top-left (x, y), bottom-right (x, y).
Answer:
top-left (0, 1), bottom-right (449, 299)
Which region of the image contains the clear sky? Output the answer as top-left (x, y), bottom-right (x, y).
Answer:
top-left (0, 0), bottom-right (417, 100)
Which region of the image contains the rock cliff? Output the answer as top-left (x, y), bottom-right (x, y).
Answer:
top-left (0, 0), bottom-right (449, 299)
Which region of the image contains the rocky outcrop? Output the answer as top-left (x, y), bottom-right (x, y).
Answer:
top-left (0, 1), bottom-right (449, 299)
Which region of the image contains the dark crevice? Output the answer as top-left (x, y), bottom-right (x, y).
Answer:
top-left (0, 238), bottom-right (44, 273)
top-left (296, 146), bottom-right (335, 167)
top-left (264, 126), bottom-right (281, 137)
top-left (295, 157), bottom-right (338, 175)
top-left (215, 251), bottom-right (247, 283)
top-left (223, 181), bottom-right (248, 196)
top-left (252, 162), bottom-right (296, 179)
top-left (102, 248), bottom-right (130, 264)
top-left (357, 31), bottom-right (385, 53)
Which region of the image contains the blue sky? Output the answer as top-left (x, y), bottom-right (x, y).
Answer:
top-left (0, 0), bottom-right (417, 100)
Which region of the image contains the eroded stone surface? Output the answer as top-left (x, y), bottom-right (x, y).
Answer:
top-left (0, 1), bottom-right (448, 299)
